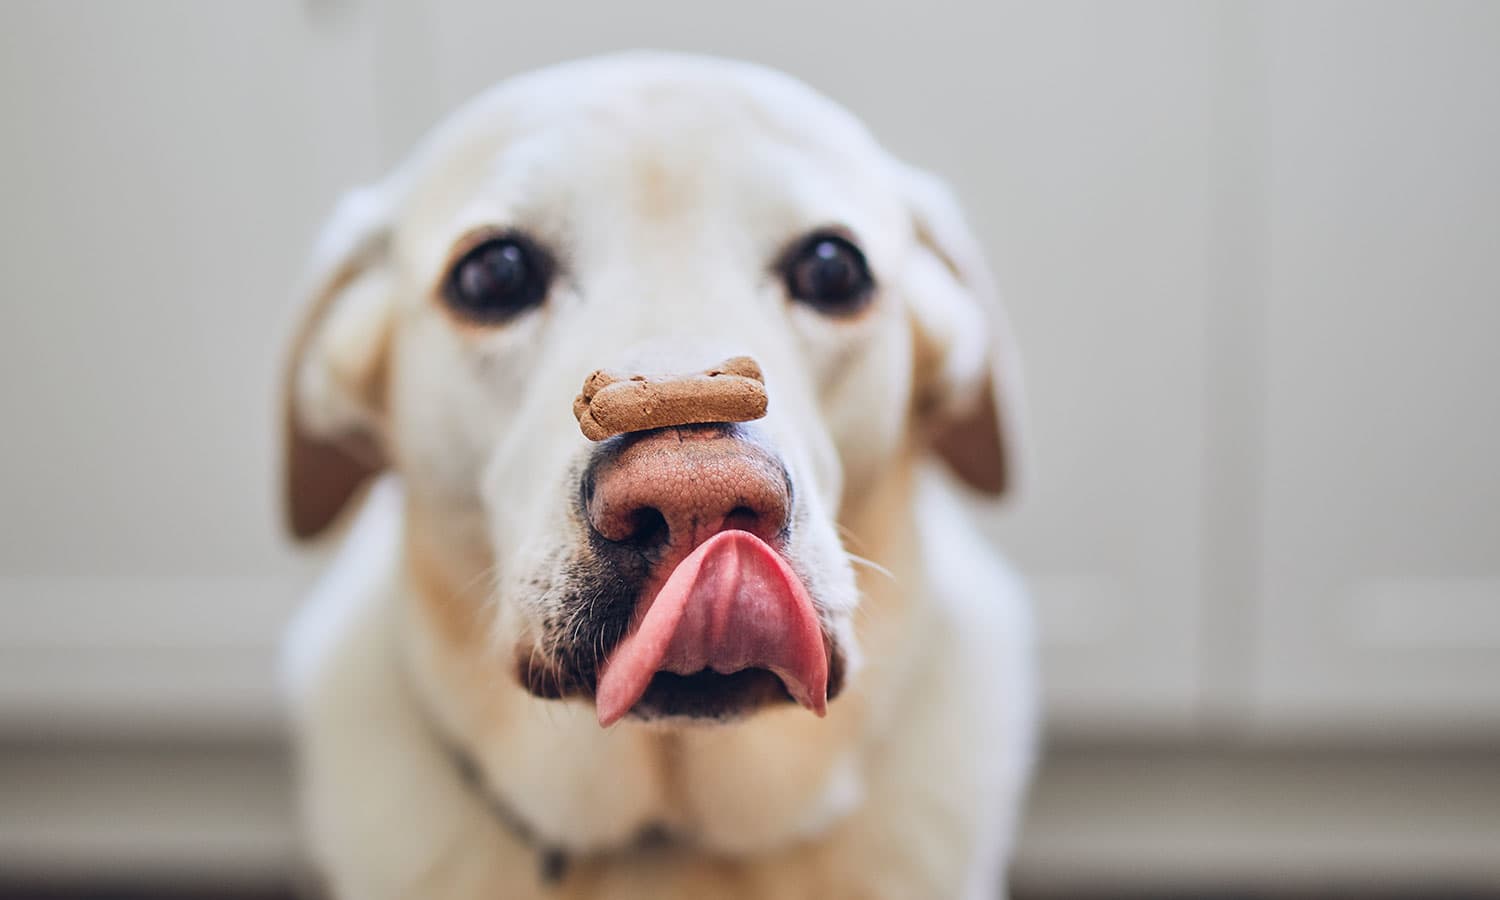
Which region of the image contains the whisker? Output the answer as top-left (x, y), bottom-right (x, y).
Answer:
top-left (453, 563), bottom-right (501, 602)
top-left (846, 552), bottom-right (893, 581)
top-left (834, 522), bottom-right (871, 554)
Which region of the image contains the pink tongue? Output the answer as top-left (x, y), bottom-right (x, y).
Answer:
top-left (595, 530), bottom-right (828, 727)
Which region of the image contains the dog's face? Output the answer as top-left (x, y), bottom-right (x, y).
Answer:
top-left (285, 55), bottom-right (1020, 726)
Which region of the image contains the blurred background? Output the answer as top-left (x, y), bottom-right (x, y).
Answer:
top-left (2, 1), bottom-right (1497, 897)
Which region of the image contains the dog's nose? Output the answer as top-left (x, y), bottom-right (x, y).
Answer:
top-left (584, 426), bottom-right (791, 557)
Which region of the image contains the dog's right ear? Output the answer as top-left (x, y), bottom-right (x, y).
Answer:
top-left (282, 187), bottom-right (396, 541)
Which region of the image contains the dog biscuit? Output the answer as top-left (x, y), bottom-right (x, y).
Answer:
top-left (574, 356), bottom-right (768, 440)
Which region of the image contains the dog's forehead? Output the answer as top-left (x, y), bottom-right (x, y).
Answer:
top-left (430, 53), bottom-right (883, 175)
top-left (393, 54), bottom-right (903, 255)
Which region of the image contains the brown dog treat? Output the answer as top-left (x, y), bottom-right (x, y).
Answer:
top-left (574, 356), bottom-right (768, 441)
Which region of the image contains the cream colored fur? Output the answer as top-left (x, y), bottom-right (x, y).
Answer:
top-left (282, 53), bottom-right (1036, 900)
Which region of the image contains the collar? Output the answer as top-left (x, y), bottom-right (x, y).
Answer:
top-left (398, 601), bottom-right (685, 886)
top-left (435, 728), bottom-right (683, 887)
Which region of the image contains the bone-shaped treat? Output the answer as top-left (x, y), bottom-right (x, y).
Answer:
top-left (573, 356), bottom-right (768, 441)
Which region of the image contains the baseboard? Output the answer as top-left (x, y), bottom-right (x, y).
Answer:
top-left (2, 740), bottom-right (1497, 892)
top-left (0, 740), bottom-right (298, 885)
top-left (1012, 746), bottom-right (1500, 893)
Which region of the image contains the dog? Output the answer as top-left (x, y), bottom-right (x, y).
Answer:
top-left (281, 52), bottom-right (1036, 900)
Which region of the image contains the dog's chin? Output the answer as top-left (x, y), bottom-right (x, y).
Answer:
top-left (627, 668), bottom-right (796, 724)
top-left (514, 647), bottom-right (848, 726)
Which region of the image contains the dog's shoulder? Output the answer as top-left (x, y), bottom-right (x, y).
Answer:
top-left (280, 479), bottom-right (552, 898)
top-left (913, 463), bottom-right (1033, 651)
top-left (819, 467), bottom-right (1035, 899)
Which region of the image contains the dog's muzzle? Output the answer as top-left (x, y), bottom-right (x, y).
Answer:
top-left (579, 425), bottom-right (832, 725)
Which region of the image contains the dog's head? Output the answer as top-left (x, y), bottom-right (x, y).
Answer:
top-left (283, 54), bottom-right (1022, 726)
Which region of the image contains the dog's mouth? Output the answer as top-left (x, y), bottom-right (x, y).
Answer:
top-left (594, 529), bottom-right (830, 726)
top-left (629, 668), bottom-right (800, 722)
top-left (517, 529), bottom-right (843, 725)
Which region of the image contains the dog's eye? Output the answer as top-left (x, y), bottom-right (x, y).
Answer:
top-left (442, 235), bottom-right (550, 323)
top-left (783, 233), bottom-right (874, 316)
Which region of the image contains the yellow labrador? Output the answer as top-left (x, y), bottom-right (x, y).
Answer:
top-left (281, 53), bottom-right (1036, 900)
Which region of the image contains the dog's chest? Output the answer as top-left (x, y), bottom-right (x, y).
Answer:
top-left (470, 716), bottom-right (868, 858)
top-left (454, 726), bottom-right (874, 900)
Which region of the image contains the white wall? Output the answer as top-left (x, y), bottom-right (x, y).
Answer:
top-left (0, 1), bottom-right (382, 732)
top-left (1, 0), bottom-right (1497, 742)
top-left (1250, 0), bottom-right (1500, 737)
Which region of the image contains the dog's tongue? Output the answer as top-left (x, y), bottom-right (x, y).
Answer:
top-left (595, 530), bottom-right (828, 727)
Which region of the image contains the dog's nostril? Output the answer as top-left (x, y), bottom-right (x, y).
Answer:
top-left (722, 505), bottom-right (760, 533)
top-left (622, 506), bottom-right (670, 551)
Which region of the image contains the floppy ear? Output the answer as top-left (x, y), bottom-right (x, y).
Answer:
top-left (282, 187), bottom-right (397, 540)
top-left (900, 165), bottom-right (1026, 497)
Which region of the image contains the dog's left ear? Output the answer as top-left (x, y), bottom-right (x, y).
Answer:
top-left (281, 187), bottom-right (396, 540)
top-left (900, 165), bottom-right (1026, 497)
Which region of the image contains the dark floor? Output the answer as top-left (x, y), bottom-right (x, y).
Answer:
top-left (3, 886), bottom-right (1498, 900)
